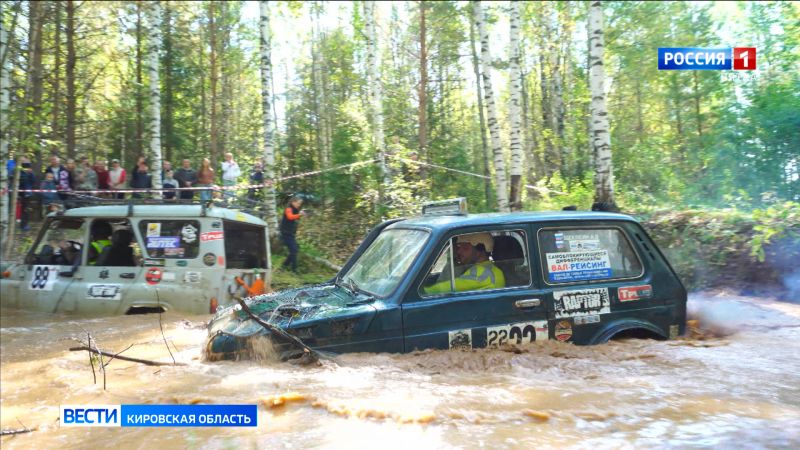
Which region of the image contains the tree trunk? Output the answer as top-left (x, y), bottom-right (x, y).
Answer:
top-left (692, 70), bottom-right (703, 141)
top-left (135, 2), bottom-right (144, 159)
top-left (259, 1), bottom-right (279, 236)
top-left (147, 1), bottom-right (163, 196)
top-left (161, 2), bottom-right (174, 163)
top-left (28, 0), bottom-right (44, 165)
top-left (552, 8), bottom-right (567, 178)
top-left (1, 16), bottom-right (11, 252)
top-left (508, 1), bottom-right (524, 211)
top-left (208, 1), bottom-right (219, 169)
top-left (65, 0), bottom-right (76, 158)
top-left (469, 15), bottom-right (492, 209)
top-left (418, 1), bottom-right (428, 171)
top-left (50, 1), bottom-right (61, 163)
top-left (588, 1), bottom-right (615, 208)
top-left (220, 1), bottom-right (231, 158)
top-left (364, 1), bottom-right (388, 190)
top-left (311, 2), bottom-right (329, 180)
top-left (474, 1), bottom-right (509, 212)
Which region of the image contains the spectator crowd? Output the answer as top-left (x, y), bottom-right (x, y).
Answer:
top-left (8, 154), bottom-right (268, 230)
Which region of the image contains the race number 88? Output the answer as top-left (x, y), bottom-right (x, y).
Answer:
top-left (31, 266), bottom-right (50, 289)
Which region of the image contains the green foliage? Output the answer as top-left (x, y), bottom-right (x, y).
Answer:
top-left (750, 201), bottom-right (800, 262)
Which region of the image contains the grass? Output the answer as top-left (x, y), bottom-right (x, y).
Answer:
top-left (269, 249), bottom-right (337, 291)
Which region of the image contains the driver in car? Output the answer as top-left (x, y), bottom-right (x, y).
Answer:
top-left (38, 231), bottom-right (80, 266)
top-left (424, 233), bottom-right (505, 294)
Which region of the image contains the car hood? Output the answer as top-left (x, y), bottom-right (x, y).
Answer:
top-left (207, 283), bottom-right (377, 339)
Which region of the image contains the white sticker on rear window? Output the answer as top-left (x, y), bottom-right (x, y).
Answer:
top-left (546, 250), bottom-right (611, 282)
top-left (553, 287), bottom-right (610, 319)
top-left (146, 223), bottom-right (161, 237)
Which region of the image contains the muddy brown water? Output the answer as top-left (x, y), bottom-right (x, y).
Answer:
top-left (2, 292), bottom-right (799, 449)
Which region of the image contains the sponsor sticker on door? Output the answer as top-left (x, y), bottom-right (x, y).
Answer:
top-left (200, 231), bottom-right (224, 242)
top-left (553, 287), bottom-right (611, 319)
top-left (618, 285), bottom-right (653, 302)
top-left (86, 284), bottom-right (122, 301)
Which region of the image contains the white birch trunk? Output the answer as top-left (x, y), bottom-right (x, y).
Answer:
top-left (474, 1), bottom-right (509, 212)
top-left (508, 1), bottom-right (524, 210)
top-left (1, 17), bottom-right (11, 252)
top-left (147, 1), bottom-right (163, 197)
top-left (259, 1), bottom-right (279, 235)
top-left (588, 1), bottom-right (615, 206)
top-left (364, 1), bottom-right (388, 185)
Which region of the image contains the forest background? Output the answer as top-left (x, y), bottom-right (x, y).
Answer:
top-left (0, 1), bottom-right (798, 292)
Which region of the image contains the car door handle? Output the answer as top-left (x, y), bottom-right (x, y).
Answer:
top-left (119, 273), bottom-right (136, 279)
top-left (514, 299), bottom-right (541, 309)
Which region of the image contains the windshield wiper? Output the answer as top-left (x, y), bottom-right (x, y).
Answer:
top-left (334, 275), bottom-right (357, 296)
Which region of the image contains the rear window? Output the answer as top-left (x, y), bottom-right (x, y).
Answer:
top-left (223, 221), bottom-right (267, 269)
top-left (539, 227), bottom-right (643, 284)
top-left (138, 220), bottom-right (201, 259)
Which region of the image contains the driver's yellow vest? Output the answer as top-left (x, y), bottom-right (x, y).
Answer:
top-left (89, 239), bottom-right (111, 265)
top-left (425, 260), bottom-right (505, 294)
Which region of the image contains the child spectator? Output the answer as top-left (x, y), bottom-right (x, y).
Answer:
top-left (40, 172), bottom-right (61, 214)
top-left (163, 169), bottom-right (178, 200)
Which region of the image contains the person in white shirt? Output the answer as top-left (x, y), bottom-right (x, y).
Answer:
top-left (220, 152), bottom-right (241, 201)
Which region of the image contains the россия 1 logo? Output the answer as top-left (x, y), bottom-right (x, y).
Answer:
top-left (658, 47), bottom-right (756, 70)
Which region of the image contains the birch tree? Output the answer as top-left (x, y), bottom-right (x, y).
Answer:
top-left (147, 1), bottom-right (163, 195)
top-left (588, 1), bottom-right (615, 207)
top-left (474, 1), bottom-right (509, 212)
top-left (469, 15), bottom-right (492, 207)
top-left (364, 1), bottom-right (387, 186)
top-left (1, 16), bottom-right (10, 253)
top-left (259, 0), bottom-right (279, 234)
top-left (508, 1), bottom-right (524, 210)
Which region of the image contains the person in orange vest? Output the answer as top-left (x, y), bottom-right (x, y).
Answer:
top-left (235, 268), bottom-right (267, 297)
top-left (279, 196), bottom-right (306, 272)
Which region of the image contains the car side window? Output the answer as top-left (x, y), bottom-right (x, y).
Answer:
top-left (138, 220), bottom-right (200, 259)
top-left (91, 219), bottom-right (141, 267)
top-left (419, 241), bottom-right (454, 296)
top-left (420, 230), bottom-right (530, 297)
top-left (28, 218), bottom-right (85, 265)
top-left (539, 228), bottom-right (643, 284)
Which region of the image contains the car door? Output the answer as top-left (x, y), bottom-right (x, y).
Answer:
top-left (402, 225), bottom-right (550, 351)
top-left (63, 218), bottom-right (145, 315)
top-left (17, 217), bottom-right (87, 313)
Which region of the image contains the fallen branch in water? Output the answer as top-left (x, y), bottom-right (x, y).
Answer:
top-left (1, 419), bottom-right (35, 436)
top-left (69, 346), bottom-right (187, 366)
top-left (0, 427), bottom-right (34, 436)
top-left (234, 296), bottom-right (320, 364)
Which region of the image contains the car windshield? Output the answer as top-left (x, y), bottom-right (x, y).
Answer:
top-left (341, 228), bottom-right (429, 298)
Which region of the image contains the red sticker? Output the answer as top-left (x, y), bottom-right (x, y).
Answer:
top-left (218, 256), bottom-right (225, 266)
top-left (200, 231), bottom-right (224, 242)
top-left (146, 267), bottom-right (163, 285)
top-left (618, 285), bottom-right (653, 302)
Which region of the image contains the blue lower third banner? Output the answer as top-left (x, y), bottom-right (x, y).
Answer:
top-left (60, 404), bottom-right (258, 427)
